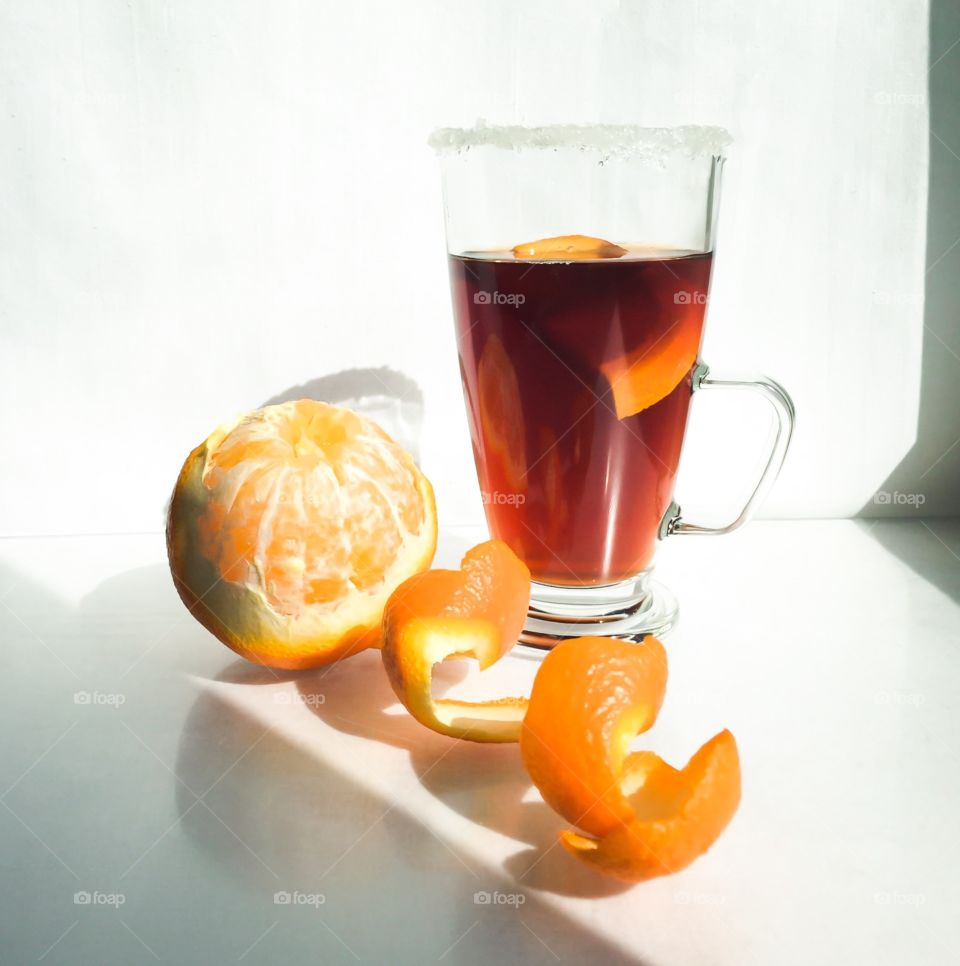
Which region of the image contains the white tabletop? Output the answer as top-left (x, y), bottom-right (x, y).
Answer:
top-left (1, 519), bottom-right (957, 965)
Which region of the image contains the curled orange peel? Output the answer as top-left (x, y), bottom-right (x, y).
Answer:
top-left (599, 318), bottom-right (701, 419)
top-left (380, 540), bottom-right (530, 742)
top-left (520, 637), bottom-right (740, 881)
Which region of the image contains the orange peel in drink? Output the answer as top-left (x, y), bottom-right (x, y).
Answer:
top-left (520, 636), bottom-right (740, 881)
top-left (599, 315), bottom-right (701, 419)
top-left (167, 400), bottom-right (436, 669)
top-left (512, 234), bottom-right (628, 261)
top-left (380, 540), bottom-right (530, 742)
top-left (476, 334), bottom-right (527, 493)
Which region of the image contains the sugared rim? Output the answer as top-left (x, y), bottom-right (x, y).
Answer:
top-left (428, 121), bottom-right (732, 160)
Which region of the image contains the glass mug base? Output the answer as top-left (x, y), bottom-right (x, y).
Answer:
top-left (517, 570), bottom-right (679, 651)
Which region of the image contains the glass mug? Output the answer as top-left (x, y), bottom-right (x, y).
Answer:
top-left (431, 124), bottom-right (794, 647)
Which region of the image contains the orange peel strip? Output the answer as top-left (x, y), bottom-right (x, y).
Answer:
top-left (380, 540), bottom-right (530, 742)
top-left (520, 637), bottom-right (740, 881)
top-left (599, 317), bottom-right (701, 419)
top-left (520, 636), bottom-right (669, 835)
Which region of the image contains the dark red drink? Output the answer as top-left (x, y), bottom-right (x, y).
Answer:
top-left (449, 245), bottom-right (713, 586)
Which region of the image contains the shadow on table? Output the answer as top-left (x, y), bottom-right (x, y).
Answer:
top-left (856, 518), bottom-right (960, 607)
top-left (176, 657), bottom-right (646, 965)
top-left (288, 651), bottom-right (631, 900)
top-left (171, 524), bottom-right (634, 905)
top-left (193, 649), bottom-right (631, 902)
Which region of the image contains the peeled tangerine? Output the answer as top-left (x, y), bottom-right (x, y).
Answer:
top-left (380, 540), bottom-right (530, 741)
top-left (520, 637), bottom-right (740, 882)
top-left (167, 400), bottom-right (436, 669)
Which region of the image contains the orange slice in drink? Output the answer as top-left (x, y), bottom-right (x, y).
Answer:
top-left (599, 312), bottom-right (701, 419)
top-left (167, 400), bottom-right (436, 669)
top-left (520, 636), bottom-right (740, 881)
top-left (380, 540), bottom-right (530, 742)
top-left (512, 234), bottom-right (628, 261)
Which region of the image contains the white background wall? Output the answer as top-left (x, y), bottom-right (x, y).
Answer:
top-left (0, 0), bottom-right (946, 536)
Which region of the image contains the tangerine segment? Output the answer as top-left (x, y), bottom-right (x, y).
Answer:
top-left (599, 314), bottom-right (701, 419)
top-left (167, 400), bottom-right (436, 669)
top-left (381, 541), bottom-right (530, 742)
top-left (560, 730), bottom-right (741, 882)
top-left (520, 637), bottom-right (669, 837)
top-left (512, 234), bottom-right (628, 261)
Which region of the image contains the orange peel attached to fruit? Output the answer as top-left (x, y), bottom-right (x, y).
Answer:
top-left (520, 637), bottom-right (740, 881)
top-left (380, 540), bottom-right (531, 742)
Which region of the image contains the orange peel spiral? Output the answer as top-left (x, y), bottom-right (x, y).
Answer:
top-left (520, 637), bottom-right (740, 881)
top-left (380, 540), bottom-right (530, 742)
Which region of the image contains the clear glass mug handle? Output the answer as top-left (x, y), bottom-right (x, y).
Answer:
top-left (659, 363), bottom-right (796, 538)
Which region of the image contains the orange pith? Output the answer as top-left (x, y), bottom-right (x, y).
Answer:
top-left (520, 637), bottom-right (740, 882)
top-left (380, 540), bottom-right (530, 742)
top-left (167, 399), bottom-right (437, 669)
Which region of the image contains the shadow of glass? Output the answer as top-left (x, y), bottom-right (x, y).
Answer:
top-left (176, 664), bottom-right (643, 963)
top-left (287, 651), bottom-right (632, 900)
top-left (205, 644), bottom-right (633, 900)
top-left (0, 546), bottom-right (644, 962)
